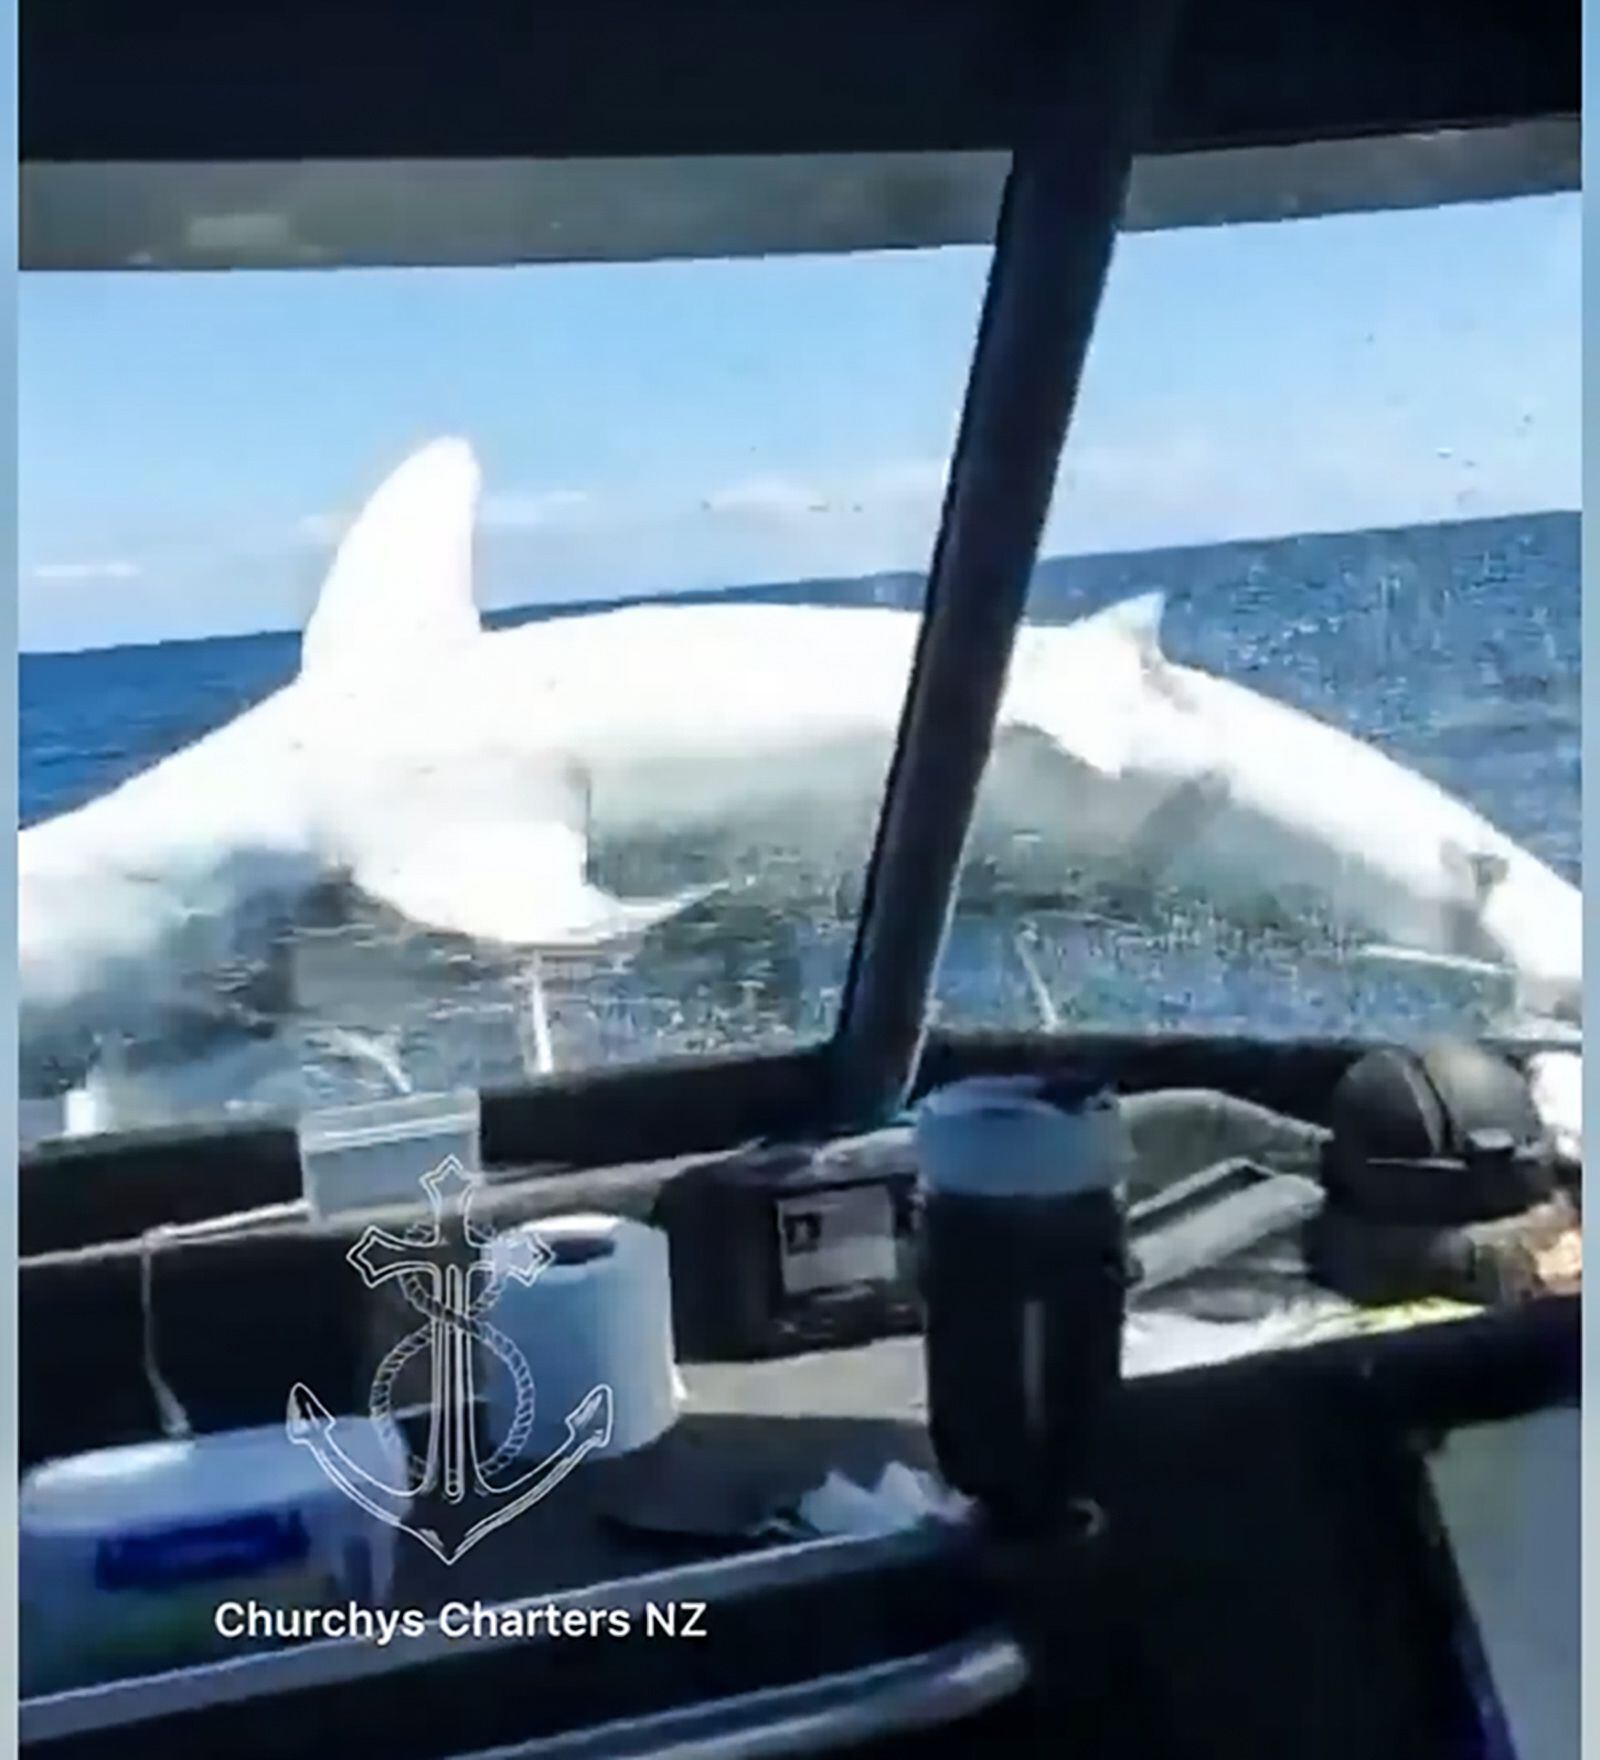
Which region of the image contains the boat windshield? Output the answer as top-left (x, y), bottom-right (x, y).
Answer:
top-left (940, 191), bottom-right (1580, 1046)
top-left (19, 160), bottom-right (997, 1138)
top-left (18, 170), bottom-right (1579, 1145)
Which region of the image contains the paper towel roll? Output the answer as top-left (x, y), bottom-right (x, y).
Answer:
top-left (484, 1214), bottom-right (679, 1464)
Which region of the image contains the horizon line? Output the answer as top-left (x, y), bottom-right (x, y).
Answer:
top-left (21, 502), bottom-right (1578, 660)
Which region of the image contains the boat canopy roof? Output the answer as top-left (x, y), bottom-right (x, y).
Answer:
top-left (20, 1), bottom-right (1577, 268)
top-left (21, 0), bottom-right (1577, 167)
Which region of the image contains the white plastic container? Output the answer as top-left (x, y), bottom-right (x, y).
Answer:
top-left (20, 1421), bottom-right (402, 1697)
top-left (298, 1088), bottom-right (481, 1219)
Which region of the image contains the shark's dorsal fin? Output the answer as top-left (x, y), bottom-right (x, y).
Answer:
top-left (300, 437), bottom-right (484, 683)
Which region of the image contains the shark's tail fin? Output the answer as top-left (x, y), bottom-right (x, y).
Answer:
top-left (300, 437), bottom-right (484, 685)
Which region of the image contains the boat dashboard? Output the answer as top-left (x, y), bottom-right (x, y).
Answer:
top-left (17, 1030), bottom-right (1580, 1759)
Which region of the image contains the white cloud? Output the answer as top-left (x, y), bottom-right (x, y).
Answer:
top-left (480, 487), bottom-right (595, 530)
top-left (859, 458), bottom-right (949, 504)
top-left (634, 410), bottom-right (1577, 604)
top-left (702, 476), bottom-right (829, 520)
top-left (294, 510), bottom-right (346, 546)
top-left (31, 558), bottom-right (142, 583)
top-left (700, 461), bottom-right (949, 527)
top-left (1045, 416), bottom-right (1578, 557)
top-left (670, 460), bottom-right (951, 586)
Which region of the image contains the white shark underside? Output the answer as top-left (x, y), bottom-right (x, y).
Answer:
top-left (18, 438), bottom-right (1583, 1093)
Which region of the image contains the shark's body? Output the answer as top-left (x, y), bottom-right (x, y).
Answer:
top-left (19, 439), bottom-right (1582, 1104)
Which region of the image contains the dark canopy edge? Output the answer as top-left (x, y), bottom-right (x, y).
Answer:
top-left (21, 0), bottom-right (1578, 167)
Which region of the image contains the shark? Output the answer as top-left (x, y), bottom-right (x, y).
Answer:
top-left (19, 437), bottom-right (1582, 1116)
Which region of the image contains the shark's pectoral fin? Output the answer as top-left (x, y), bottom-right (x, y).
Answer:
top-left (1005, 714), bottom-right (1130, 782)
top-left (351, 819), bottom-right (717, 950)
top-left (1104, 769), bottom-right (1232, 906)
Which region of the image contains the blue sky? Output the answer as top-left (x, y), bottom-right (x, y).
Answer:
top-left (19, 191), bottom-right (1579, 652)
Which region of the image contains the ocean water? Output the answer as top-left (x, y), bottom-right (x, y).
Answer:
top-left (18, 511), bottom-right (1581, 1126)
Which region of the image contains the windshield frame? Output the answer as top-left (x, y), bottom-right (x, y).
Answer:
top-left (15, 0), bottom-right (1581, 1183)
